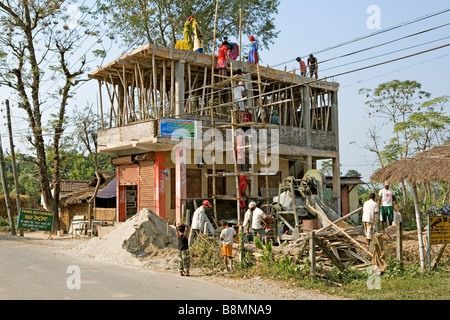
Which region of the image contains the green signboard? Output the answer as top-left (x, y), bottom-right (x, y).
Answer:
top-left (17, 208), bottom-right (55, 231)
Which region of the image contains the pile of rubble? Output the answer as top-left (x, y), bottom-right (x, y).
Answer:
top-left (77, 209), bottom-right (179, 268)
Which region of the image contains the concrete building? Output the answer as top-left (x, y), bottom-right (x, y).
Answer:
top-left (89, 43), bottom-right (341, 225)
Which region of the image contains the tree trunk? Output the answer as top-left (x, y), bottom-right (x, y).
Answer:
top-left (412, 184), bottom-right (426, 271)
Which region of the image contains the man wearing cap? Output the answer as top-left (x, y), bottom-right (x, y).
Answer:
top-left (378, 182), bottom-right (398, 232)
top-left (190, 200), bottom-right (211, 245)
top-left (249, 201), bottom-right (268, 244)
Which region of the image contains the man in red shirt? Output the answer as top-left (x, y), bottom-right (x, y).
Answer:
top-left (238, 176), bottom-right (252, 221)
top-left (296, 57), bottom-right (307, 76)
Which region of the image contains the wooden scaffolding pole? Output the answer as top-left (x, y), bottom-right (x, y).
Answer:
top-left (210, 0), bottom-right (220, 226)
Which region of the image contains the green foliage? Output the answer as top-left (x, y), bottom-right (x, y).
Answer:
top-left (0, 217), bottom-right (11, 231)
top-left (96, 0), bottom-right (280, 53)
top-left (190, 236), bottom-right (224, 272)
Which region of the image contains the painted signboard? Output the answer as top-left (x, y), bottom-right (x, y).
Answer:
top-left (429, 215), bottom-right (450, 245)
top-left (160, 119), bottom-right (197, 139)
top-left (17, 208), bottom-right (55, 232)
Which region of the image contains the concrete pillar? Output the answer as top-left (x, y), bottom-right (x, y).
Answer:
top-left (302, 85), bottom-right (311, 147)
top-left (154, 152), bottom-right (166, 220)
top-left (304, 155), bottom-right (312, 175)
top-left (332, 155), bottom-right (342, 215)
top-left (331, 91), bottom-right (339, 151)
top-left (175, 60), bottom-right (185, 117)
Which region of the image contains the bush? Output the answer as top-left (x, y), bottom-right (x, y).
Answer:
top-left (0, 217), bottom-right (11, 231)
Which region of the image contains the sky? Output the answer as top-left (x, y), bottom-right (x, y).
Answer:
top-left (1, 0), bottom-right (449, 183)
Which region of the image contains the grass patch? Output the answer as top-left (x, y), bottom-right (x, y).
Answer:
top-left (192, 235), bottom-right (450, 300)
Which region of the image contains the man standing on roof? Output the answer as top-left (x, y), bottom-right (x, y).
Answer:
top-left (296, 57), bottom-right (307, 76)
top-left (183, 16), bottom-right (194, 51)
top-left (307, 54), bottom-right (318, 79)
top-left (248, 36), bottom-right (259, 64)
top-left (189, 200), bottom-right (211, 245)
top-left (378, 181), bottom-right (399, 233)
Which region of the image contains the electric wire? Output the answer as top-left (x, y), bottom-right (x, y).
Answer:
top-left (270, 7), bottom-right (450, 68)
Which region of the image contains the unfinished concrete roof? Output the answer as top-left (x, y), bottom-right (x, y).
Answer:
top-left (88, 42), bottom-right (339, 91)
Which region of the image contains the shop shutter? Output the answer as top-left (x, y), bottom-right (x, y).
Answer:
top-left (119, 163), bottom-right (139, 185)
top-left (139, 160), bottom-right (155, 211)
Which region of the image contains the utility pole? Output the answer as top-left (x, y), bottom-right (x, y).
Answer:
top-left (0, 109), bottom-right (16, 236)
top-left (6, 100), bottom-right (23, 236)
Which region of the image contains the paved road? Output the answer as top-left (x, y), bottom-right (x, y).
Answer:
top-left (0, 238), bottom-right (277, 300)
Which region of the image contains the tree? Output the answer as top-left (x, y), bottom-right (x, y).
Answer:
top-left (0, 1), bottom-right (107, 231)
top-left (96, 0), bottom-right (280, 52)
top-left (360, 80), bottom-right (431, 161)
top-left (361, 80), bottom-right (449, 206)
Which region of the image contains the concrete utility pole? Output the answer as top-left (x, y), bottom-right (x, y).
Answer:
top-left (0, 109), bottom-right (16, 235)
top-left (6, 100), bottom-right (23, 236)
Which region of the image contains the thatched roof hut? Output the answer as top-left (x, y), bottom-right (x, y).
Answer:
top-left (371, 143), bottom-right (450, 184)
top-left (370, 143), bottom-right (450, 271)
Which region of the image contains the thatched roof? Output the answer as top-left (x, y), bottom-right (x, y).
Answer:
top-left (371, 143), bottom-right (450, 184)
top-left (60, 172), bottom-right (115, 206)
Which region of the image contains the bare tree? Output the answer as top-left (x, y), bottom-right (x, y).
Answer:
top-left (0, 1), bottom-right (105, 231)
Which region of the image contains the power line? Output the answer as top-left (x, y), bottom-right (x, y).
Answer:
top-left (320, 35), bottom-right (450, 73)
top-left (270, 7), bottom-right (450, 68)
top-left (319, 22), bottom-right (450, 65)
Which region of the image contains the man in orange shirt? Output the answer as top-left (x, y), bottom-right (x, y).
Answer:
top-left (296, 57), bottom-right (307, 76)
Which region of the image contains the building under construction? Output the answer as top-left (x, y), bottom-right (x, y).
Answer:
top-left (89, 42), bottom-right (342, 227)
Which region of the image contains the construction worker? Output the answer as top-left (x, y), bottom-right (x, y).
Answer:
top-left (249, 201), bottom-right (268, 244)
top-left (296, 57), bottom-right (307, 76)
top-left (307, 54), bottom-right (318, 79)
top-left (183, 16), bottom-right (194, 51)
top-left (189, 200), bottom-right (211, 245)
top-left (243, 204), bottom-right (253, 242)
top-left (378, 181), bottom-right (399, 233)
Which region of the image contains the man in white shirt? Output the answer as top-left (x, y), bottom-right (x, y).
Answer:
top-left (362, 193), bottom-right (379, 245)
top-left (249, 201), bottom-right (268, 244)
top-left (378, 181), bottom-right (398, 232)
top-left (233, 81), bottom-right (246, 121)
top-left (243, 206), bottom-right (253, 242)
top-left (189, 200), bottom-right (211, 245)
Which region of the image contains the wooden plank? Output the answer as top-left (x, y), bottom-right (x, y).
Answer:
top-left (306, 200), bottom-right (373, 258)
top-left (315, 236), bottom-right (345, 271)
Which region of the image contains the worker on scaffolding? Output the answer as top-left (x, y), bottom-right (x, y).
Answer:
top-left (217, 40), bottom-right (229, 78)
top-left (238, 176), bottom-right (252, 222)
top-left (192, 17), bottom-right (204, 53)
top-left (233, 81), bottom-right (246, 122)
top-left (183, 16), bottom-right (195, 51)
top-left (247, 36), bottom-right (259, 64)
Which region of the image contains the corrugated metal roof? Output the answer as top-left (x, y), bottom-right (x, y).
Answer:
top-left (324, 176), bottom-right (366, 185)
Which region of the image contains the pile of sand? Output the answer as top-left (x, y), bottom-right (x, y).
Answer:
top-left (77, 209), bottom-right (178, 268)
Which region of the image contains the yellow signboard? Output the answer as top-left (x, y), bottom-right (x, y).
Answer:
top-left (429, 215), bottom-right (450, 245)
